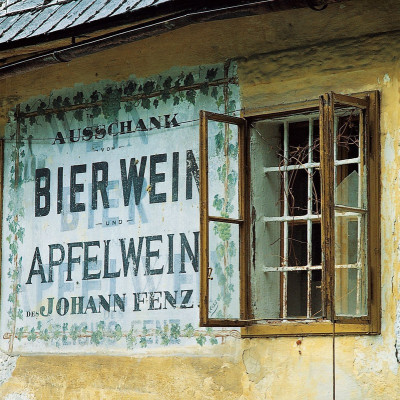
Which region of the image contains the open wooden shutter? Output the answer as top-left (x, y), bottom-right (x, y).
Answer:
top-left (199, 111), bottom-right (248, 327)
top-left (320, 92), bottom-right (369, 322)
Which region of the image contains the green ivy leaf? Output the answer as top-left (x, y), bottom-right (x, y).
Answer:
top-left (196, 334), bottom-right (206, 346)
top-left (215, 132), bottom-right (224, 154)
top-left (52, 96), bottom-right (62, 109)
top-left (206, 68), bottom-right (218, 82)
top-left (27, 328), bottom-right (36, 342)
top-left (161, 91), bottom-right (170, 103)
top-left (184, 73), bottom-right (194, 87)
top-left (200, 82), bottom-right (209, 95)
top-left (211, 87), bottom-right (219, 100)
top-left (37, 101), bottom-right (47, 116)
top-left (163, 77), bottom-right (172, 90)
top-left (90, 90), bottom-right (100, 103)
top-left (186, 89), bottom-right (196, 105)
top-left (56, 111), bottom-right (65, 121)
top-left (73, 109), bottom-right (83, 122)
top-left (170, 323), bottom-right (180, 340)
top-left (73, 92), bottom-right (84, 105)
top-left (62, 97), bottom-right (72, 108)
top-left (124, 81), bottom-right (137, 96)
top-left (183, 323), bottom-right (194, 337)
top-left (92, 105), bottom-right (102, 118)
top-left (102, 87), bottom-right (122, 121)
top-left (143, 81), bottom-right (155, 95)
top-left (216, 95), bottom-right (224, 109)
top-left (141, 98), bottom-right (150, 110)
top-left (124, 102), bottom-right (133, 113)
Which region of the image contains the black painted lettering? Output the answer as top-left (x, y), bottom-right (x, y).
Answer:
top-left (164, 291), bottom-right (177, 309)
top-left (92, 162), bottom-right (109, 210)
top-left (120, 157), bottom-right (147, 206)
top-left (145, 235), bottom-right (163, 275)
top-left (103, 239), bottom-right (120, 278)
top-left (57, 167), bottom-right (63, 214)
top-left (120, 120), bottom-right (132, 134)
top-left (172, 152), bottom-right (179, 202)
top-left (136, 119), bottom-right (147, 131)
top-left (70, 164), bottom-right (86, 213)
top-left (71, 296), bottom-right (84, 315)
top-left (48, 243), bottom-right (65, 283)
top-left (83, 241), bottom-right (101, 280)
top-left (149, 116), bottom-right (161, 130)
top-left (82, 128), bottom-right (93, 141)
top-left (113, 294), bottom-right (126, 312)
top-left (120, 237), bottom-right (144, 277)
top-left (180, 232), bottom-right (199, 273)
top-left (56, 297), bottom-right (69, 316)
top-left (149, 154), bottom-right (167, 203)
top-left (167, 234), bottom-right (174, 274)
top-left (180, 289), bottom-right (194, 308)
top-left (26, 247), bottom-right (46, 284)
top-left (133, 292), bottom-right (147, 311)
top-left (69, 129), bottom-right (80, 143)
top-left (149, 291), bottom-right (162, 310)
top-left (67, 242), bottom-right (83, 282)
top-left (164, 113), bottom-right (179, 128)
top-left (52, 131), bottom-right (65, 145)
top-left (35, 168), bottom-right (50, 217)
top-left (98, 295), bottom-right (111, 312)
top-left (186, 150), bottom-right (199, 200)
top-left (40, 297), bottom-right (54, 317)
top-left (85, 296), bottom-right (99, 313)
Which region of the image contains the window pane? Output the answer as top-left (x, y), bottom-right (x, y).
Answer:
top-left (251, 116), bottom-right (322, 320)
top-left (288, 169), bottom-right (308, 216)
top-left (288, 121), bottom-right (309, 165)
top-left (287, 271), bottom-right (307, 317)
top-left (336, 113), bottom-right (359, 161)
top-left (288, 223), bottom-right (307, 266)
top-left (335, 214), bottom-right (367, 316)
top-left (207, 120), bottom-right (239, 219)
top-left (208, 221), bottom-right (240, 319)
top-left (336, 166), bottom-right (360, 208)
top-left (311, 269), bottom-right (322, 318)
top-left (312, 169), bottom-right (321, 214)
top-left (311, 222), bottom-right (322, 266)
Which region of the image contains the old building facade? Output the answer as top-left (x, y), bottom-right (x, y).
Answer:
top-left (0, 0), bottom-right (399, 398)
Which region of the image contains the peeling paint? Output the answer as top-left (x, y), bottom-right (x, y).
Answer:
top-left (0, 352), bottom-right (18, 387)
top-left (384, 73), bottom-right (391, 83)
top-left (4, 392), bottom-right (35, 400)
top-left (395, 301), bottom-right (400, 363)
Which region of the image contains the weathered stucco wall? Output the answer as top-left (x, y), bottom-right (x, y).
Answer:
top-left (1, 0), bottom-right (400, 398)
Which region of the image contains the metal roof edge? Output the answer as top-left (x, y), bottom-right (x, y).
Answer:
top-left (0, 0), bottom-right (343, 52)
top-left (0, 0), bottom-right (346, 79)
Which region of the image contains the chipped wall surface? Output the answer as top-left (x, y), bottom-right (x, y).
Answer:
top-left (1, 0), bottom-right (400, 398)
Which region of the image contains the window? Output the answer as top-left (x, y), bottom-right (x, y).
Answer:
top-left (199, 91), bottom-right (380, 336)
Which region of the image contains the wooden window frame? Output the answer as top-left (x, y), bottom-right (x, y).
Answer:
top-left (199, 91), bottom-right (380, 336)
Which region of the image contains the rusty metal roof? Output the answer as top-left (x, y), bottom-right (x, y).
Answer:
top-left (0, 0), bottom-right (178, 45)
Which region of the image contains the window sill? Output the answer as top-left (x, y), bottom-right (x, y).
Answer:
top-left (241, 319), bottom-right (380, 337)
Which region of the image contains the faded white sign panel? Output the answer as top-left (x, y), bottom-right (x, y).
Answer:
top-left (1, 64), bottom-right (240, 353)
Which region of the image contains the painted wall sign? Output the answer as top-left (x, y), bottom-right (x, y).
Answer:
top-left (1, 63), bottom-right (240, 353)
